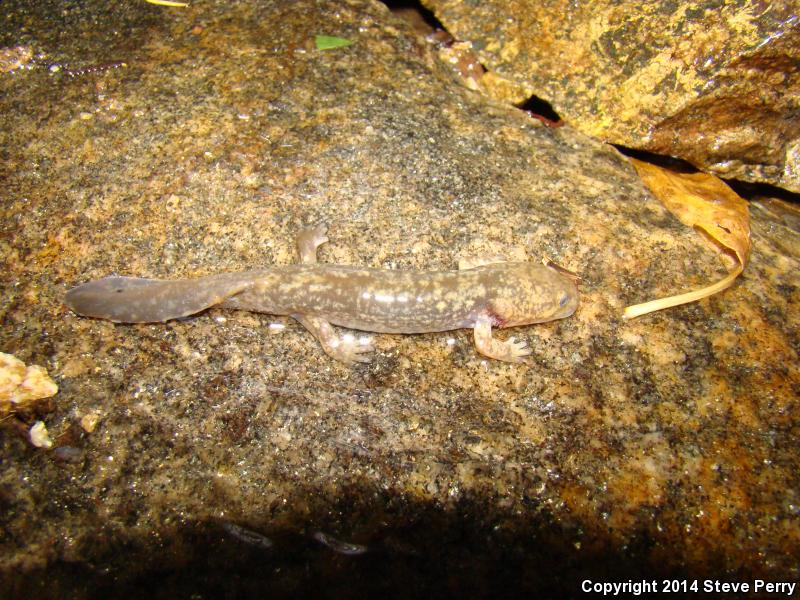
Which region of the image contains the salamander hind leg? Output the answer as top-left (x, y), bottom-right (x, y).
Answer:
top-left (473, 315), bottom-right (531, 363)
top-left (293, 313), bottom-right (374, 364)
top-left (296, 224), bottom-right (329, 264)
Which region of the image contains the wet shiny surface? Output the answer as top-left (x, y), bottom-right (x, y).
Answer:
top-left (0, 0), bottom-right (797, 594)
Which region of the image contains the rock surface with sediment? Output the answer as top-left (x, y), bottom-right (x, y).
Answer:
top-left (0, 0), bottom-right (797, 595)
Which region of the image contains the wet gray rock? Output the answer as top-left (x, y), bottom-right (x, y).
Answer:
top-left (0, 0), bottom-right (797, 595)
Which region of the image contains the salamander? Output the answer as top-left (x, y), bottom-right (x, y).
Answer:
top-left (64, 225), bottom-right (579, 363)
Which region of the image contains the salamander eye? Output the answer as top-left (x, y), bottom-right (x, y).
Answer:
top-left (559, 293), bottom-right (569, 307)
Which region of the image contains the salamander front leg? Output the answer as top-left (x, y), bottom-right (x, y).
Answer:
top-left (296, 224), bottom-right (329, 264)
top-left (293, 313), bottom-right (374, 364)
top-left (473, 315), bottom-right (531, 363)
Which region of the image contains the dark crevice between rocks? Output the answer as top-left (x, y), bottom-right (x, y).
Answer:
top-left (725, 178), bottom-right (800, 204)
top-left (615, 145), bottom-right (800, 203)
top-left (385, 0), bottom-right (490, 89)
top-left (614, 145), bottom-right (699, 172)
top-left (516, 95), bottom-right (563, 127)
top-left (383, 0), bottom-right (446, 33)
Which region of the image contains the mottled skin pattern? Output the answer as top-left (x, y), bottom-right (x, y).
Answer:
top-left (65, 226), bottom-right (579, 363)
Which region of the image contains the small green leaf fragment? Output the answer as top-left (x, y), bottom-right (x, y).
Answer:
top-left (315, 35), bottom-right (353, 50)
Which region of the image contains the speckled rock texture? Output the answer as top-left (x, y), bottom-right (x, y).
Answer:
top-left (422, 0), bottom-right (800, 193)
top-left (0, 0), bottom-right (798, 596)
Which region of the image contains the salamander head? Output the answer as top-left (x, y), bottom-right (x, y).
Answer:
top-left (487, 263), bottom-right (579, 327)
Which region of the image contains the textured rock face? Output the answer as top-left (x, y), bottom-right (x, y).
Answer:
top-left (0, 0), bottom-right (798, 596)
top-left (423, 0), bottom-right (800, 191)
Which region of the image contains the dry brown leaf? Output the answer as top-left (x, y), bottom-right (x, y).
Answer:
top-left (625, 158), bottom-right (751, 319)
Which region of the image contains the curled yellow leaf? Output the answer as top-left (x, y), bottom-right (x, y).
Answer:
top-left (624, 158), bottom-right (751, 319)
top-left (145, 0), bottom-right (188, 7)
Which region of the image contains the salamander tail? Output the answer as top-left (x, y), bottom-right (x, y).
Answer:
top-left (64, 275), bottom-right (252, 323)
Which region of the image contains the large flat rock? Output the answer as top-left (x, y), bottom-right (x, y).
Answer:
top-left (0, 0), bottom-right (797, 595)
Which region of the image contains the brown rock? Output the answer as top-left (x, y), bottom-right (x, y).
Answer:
top-left (423, 0), bottom-right (800, 191)
top-left (0, 0), bottom-right (798, 594)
